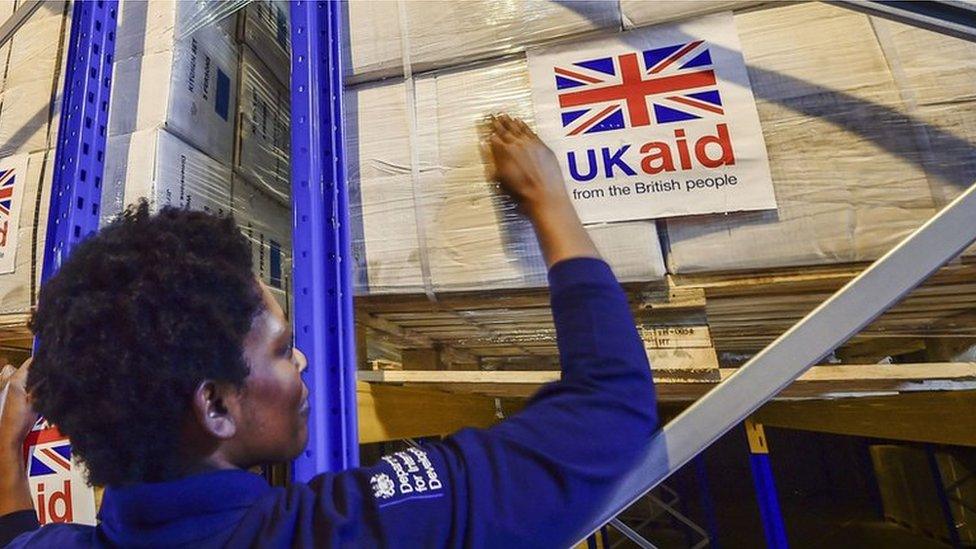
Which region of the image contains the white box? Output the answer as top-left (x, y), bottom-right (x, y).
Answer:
top-left (236, 46), bottom-right (290, 204)
top-left (111, 0), bottom-right (238, 162)
top-left (345, 0), bottom-right (621, 82)
top-left (663, 4), bottom-right (942, 273)
top-left (231, 177), bottom-right (291, 313)
top-left (237, 0), bottom-right (290, 86)
top-left (103, 128), bottom-right (232, 221)
top-left (620, 1), bottom-right (762, 29)
top-left (0, 1), bottom-right (69, 157)
top-left (0, 151), bottom-right (52, 315)
top-left (346, 59), bottom-right (666, 294)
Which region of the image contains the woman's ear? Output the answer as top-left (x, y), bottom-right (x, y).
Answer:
top-left (192, 380), bottom-right (240, 439)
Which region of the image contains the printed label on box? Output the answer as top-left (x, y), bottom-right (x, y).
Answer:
top-left (528, 12), bottom-right (776, 223)
top-left (24, 419), bottom-right (97, 526)
top-left (0, 155), bottom-right (30, 274)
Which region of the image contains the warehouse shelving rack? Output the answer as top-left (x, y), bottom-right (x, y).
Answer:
top-left (7, 0), bottom-right (974, 546)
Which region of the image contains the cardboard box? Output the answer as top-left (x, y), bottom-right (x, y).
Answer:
top-left (0, 151), bottom-right (52, 315)
top-left (664, 4), bottom-right (943, 273)
top-left (620, 0), bottom-right (762, 29)
top-left (231, 177), bottom-right (291, 313)
top-left (868, 17), bottom-right (976, 209)
top-left (111, 0), bottom-right (239, 162)
top-left (237, 0), bottom-right (290, 87)
top-left (236, 46), bottom-right (290, 204)
top-left (345, 0), bottom-right (621, 82)
top-left (0, 1), bottom-right (69, 157)
top-left (346, 59), bottom-right (666, 294)
top-left (103, 128), bottom-right (233, 221)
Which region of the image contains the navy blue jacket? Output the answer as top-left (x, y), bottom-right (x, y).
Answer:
top-left (2, 258), bottom-right (657, 547)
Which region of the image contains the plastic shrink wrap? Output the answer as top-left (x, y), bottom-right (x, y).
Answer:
top-left (344, 0), bottom-right (621, 82)
top-left (236, 45), bottom-right (290, 205)
top-left (345, 58), bottom-right (667, 295)
top-left (663, 3), bottom-right (975, 272)
top-left (0, 2), bottom-right (67, 314)
top-left (4, 0), bottom-right (976, 319)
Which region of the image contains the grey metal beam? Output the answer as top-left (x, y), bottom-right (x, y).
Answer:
top-left (0, 0), bottom-right (42, 50)
top-left (829, 1), bottom-right (976, 42)
top-left (572, 180), bottom-right (976, 545)
top-left (609, 519), bottom-right (658, 549)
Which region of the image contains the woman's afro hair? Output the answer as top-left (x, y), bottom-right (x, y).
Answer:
top-left (28, 202), bottom-right (263, 486)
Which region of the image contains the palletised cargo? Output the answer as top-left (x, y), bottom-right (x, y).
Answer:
top-left (346, 58), bottom-right (667, 295)
top-left (3, 0), bottom-right (975, 314)
top-left (112, 0), bottom-right (239, 163)
top-left (237, 0), bottom-right (291, 87)
top-left (344, 0), bottom-right (621, 82)
top-left (662, 3), bottom-right (973, 273)
top-left (103, 127), bottom-right (233, 220)
top-left (231, 175), bottom-right (292, 312)
top-left (0, 152), bottom-right (52, 315)
top-left (235, 45), bottom-right (290, 205)
top-left (0, 1), bottom-right (68, 158)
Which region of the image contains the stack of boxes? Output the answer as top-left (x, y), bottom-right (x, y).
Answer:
top-left (231, 0), bottom-right (292, 311)
top-left (343, 0), bottom-right (976, 290)
top-left (2, 0), bottom-right (976, 318)
top-left (102, 0), bottom-right (292, 313)
top-left (0, 1), bottom-right (294, 318)
top-left (344, 1), bottom-right (668, 294)
top-left (0, 1), bottom-right (68, 315)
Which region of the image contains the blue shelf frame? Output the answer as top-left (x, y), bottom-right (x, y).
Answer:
top-left (41, 0), bottom-right (118, 285)
top-left (289, 0), bottom-right (359, 478)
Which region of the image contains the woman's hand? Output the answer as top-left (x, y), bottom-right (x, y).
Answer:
top-left (0, 358), bottom-right (36, 456)
top-left (488, 115), bottom-right (600, 267)
top-left (0, 358), bottom-right (36, 517)
top-left (488, 115), bottom-right (571, 218)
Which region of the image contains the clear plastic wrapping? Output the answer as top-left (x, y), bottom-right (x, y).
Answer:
top-left (0, 152), bottom-right (51, 315)
top-left (0, 2), bottom-right (66, 315)
top-left (663, 3), bottom-right (975, 272)
top-left (101, 0), bottom-right (292, 315)
top-left (236, 45), bottom-right (290, 204)
top-left (232, 176), bottom-right (292, 313)
top-left (0, 1), bottom-right (68, 158)
top-left (620, 1), bottom-right (762, 30)
top-left (3, 0), bottom-right (976, 319)
top-left (346, 58), bottom-right (666, 295)
top-left (111, 0), bottom-right (239, 164)
top-left (344, 0), bottom-right (622, 82)
top-left (236, 0), bottom-right (290, 86)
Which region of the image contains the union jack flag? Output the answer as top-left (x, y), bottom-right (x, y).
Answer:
top-left (0, 168), bottom-right (15, 218)
top-left (555, 40), bottom-right (724, 136)
top-left (24, 421), bottom-right (72, 478)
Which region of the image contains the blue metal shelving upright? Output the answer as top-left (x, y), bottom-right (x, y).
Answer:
top-left (41, 0), bottom-right (118, 283)
top-left (289, 0), bottom-right (360, 478)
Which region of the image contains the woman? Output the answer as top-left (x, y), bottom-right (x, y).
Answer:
top-left (0, 116), bottom-right (657, 547)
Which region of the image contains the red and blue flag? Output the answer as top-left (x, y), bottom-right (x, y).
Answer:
top-left (0, 168), bottom-right (15, 218)
top-left (555, 40), bottom-right (724, 136)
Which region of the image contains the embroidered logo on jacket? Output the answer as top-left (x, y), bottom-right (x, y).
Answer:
top-left (370, 448), bottom-right (446, 508)
top-left (370, 473), bottom-right (396, 499)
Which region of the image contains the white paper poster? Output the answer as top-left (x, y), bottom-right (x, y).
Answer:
top-left (24, 420), bottom-right (98, 526)
top-left (527, 12), bottom-right (776, 223)
top-left (0, 154), bottom-right (29, 274)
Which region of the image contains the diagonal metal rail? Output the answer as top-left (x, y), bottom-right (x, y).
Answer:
top-left (572, 179), bottom-right (976, 545)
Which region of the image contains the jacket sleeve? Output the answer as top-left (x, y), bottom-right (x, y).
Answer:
top-left (0, 510), bottom-right (39, 547)
top-left (284, 258), bottom-right (658, 548)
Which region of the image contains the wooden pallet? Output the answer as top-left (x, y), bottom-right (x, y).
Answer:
top-left (358, 362), bottom-right (976, 401)
top-left (0, 313), bottom-right (33, 357)
top-left (356, 261), bottom-right (976, 375)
